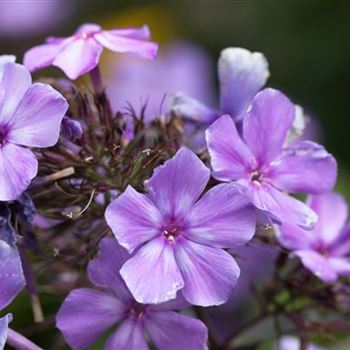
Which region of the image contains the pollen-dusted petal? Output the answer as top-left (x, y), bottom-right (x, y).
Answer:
top-left (268, 141), bottom-right (337, 195)
top-left (206, 114), bottom-right (256, 181)
top-left (105, 185), bottom-right (162, 253)
top-left (184, 183), bottom-right (256, 248)
top-left (294, 250), bottom-right (337, 283)
top-left (87, 237), bottom-right (133, 302)
top-left (0, 144), bottom-right (38, 201)
top-left (94, 31), bottom-right (158, 60)
top-left (56, 288), bottom-right (125, 350)
top-left (218, 47), bottom-right (269, 119)
top-left (104, 316), bottom-right (148, 350)
top-left (145, 310), bottom-right (208, 350)
top-left (7, 83), bottom-right (68, 148)
top-left (0, 63), bottom-right (31, 124)
top-left (0, 241), bottom-right (25, 310)
top-left (147, 147), bottom-right (210, 219)
top-left (175, 238), bottom-right (240, 306)
top-left (242, 88), bottom-right (295, 167)
top-left (120, 237), bottom-right (184, 305)
top-left (53, 37), bottom-right (103, 80)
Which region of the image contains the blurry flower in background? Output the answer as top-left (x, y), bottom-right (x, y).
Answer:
top-left (0, 0), bottom-right (73, 39)
top-left (106, 41), bottom-right (214, 130)
top-left (277, 192), bottom-right (350, 283)
top-left (278, 336), bottom-right (325, 350)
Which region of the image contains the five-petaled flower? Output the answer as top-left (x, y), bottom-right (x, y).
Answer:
top-left (57, 237), bottom-right (208, 350)
top-left (0, 58), bottom-right (68, 201)
top-left (277, 192), bottom-right (350, 283)
top-left (105, 147), bottom-right (256, 306)
top-left (24, 23), bottom-right (158, 80)
top-left (206, 88), bottom-right (337, 229)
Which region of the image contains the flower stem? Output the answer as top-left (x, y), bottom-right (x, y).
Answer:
top-left (90, 65), bottom-right (103, 95)
top-left (18, 246), bottom-right (44, 323)
top-left (7, 328), bottom-right (44, 350)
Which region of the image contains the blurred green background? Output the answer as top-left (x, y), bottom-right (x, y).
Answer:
top-left (1, 1), bottom-right (350, 349)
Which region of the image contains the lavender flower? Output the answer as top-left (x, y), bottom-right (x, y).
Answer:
top-left (56, 237), bottom-right (208, 350)
top-left (0, 59), bottom-right (68, 201)
top-left (105, 147), bottom-right (256, 306)
top-left (171, 47), bottom-right (269, 125)
top-left (24, 24), bottom-right (158, 80)
top-left (60, 116), bottom-right (83, 141)
top-left (278, 336), bottom-right (325, 350)
top-left (277, 192), bottom-right (350, 283)
top-left (206, 88), bottom-right (337, 229)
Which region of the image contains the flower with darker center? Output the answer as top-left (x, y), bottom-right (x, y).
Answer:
top-left (251, 170), bottom-right (264, 185)
top-left (162, 221), bottom-right (183, 241)
top-left (128, 301), bottom-right (146, 319)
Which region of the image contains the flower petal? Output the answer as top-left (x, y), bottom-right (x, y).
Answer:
top-left (147, 147), bottom-right (210, 220)
top-left (246, 183), bottom-right (317, 230)
top-left (0, 314), bottom-right (12, 350)
top-left (308, 193), bottom-right (348, 246)
top-left (294, 250), bottom-right (337, 283)
top-left (105, 186), bottom-right (162, 253)
top-left (145, 310), bottom-right (208, 350)
top-left (0, 63), bottom-right (31, 125)
top-left (328, 257), bottom-right (350, 276)
top-left (88, 237), bottom-right (133, 302)
top-left (120, 237), bottom-right (184, 304)
top-left (74, 23), bottom-right (102, 34)
top-left (23, 42), bottom-right (66, 73)
top-left (268, 141), bottom-right (337, 194)
top-left (56, 288), bottom-right (125, 350)
top-left (184, 183), bottom-right (256, 248)
top-left (242, 88), bottom-right (295, 166)
top-left (206, 114), bottom-right (256, 181)
top-left (0, 55), bottom-right (15, 67)
top-left (53, 38), bottom-right (103, 80)
top-left (218, 47), bottom-right (269, 119)
top-left (7, 83), bottom-right (67, 148)
top-left (108, 25), bottom-right (151, 40)
top-left (104, 317), bottom-right (148, 350)
top-left (94, 32), bottom-right (158, 60)
top-left (171, 93), bottom-right (220, 123)
top-left (0, 242), bottom-right (25, 310)
top-left (0, 144), bottom-right (38, 201)
top-left (175, 238), bottom-right (240, 306)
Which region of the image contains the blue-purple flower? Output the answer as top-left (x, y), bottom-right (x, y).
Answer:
top-left (277, 192), bottom-right (350, 283)
top-left (171, 47), bottom-right (269, 125)
top-left (56, 237), bottom-right (208, 350)
top-left (0, 58), bottom-right (68, 201)
top-left (24, 24), bottom-right (158, 80)
top-left (105, 147), bottom-right (256, 306)
top-left (206, 88), bottom-right (337, 229)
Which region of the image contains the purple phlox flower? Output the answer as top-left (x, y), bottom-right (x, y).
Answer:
top-left (277, 192), bottom-right (350, 283)
top-left (56, 237), bottom-right (208, 350)
top-left (206, 88), bottom-right (337, 229)
top-left (171, 47), bottom-right (269, 126)
top-left (0, 59), bottom-right (68, 201)
top-left (0, 314), bottom-right (12, 350)
top-left (105, 147), bottom-right (256, 306)
top-left (24, 23), bottom-right (159, 80)
top-left (278, 336), bottom-right (325, 350)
